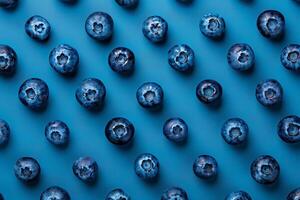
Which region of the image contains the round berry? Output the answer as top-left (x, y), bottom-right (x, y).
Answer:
top-left (281, 44), bottom-right (300, 72)
top-left (287, 188), bottom-right (300, 200)
top-left (193, 155), bottom-right (218, 179)
top-left (115, 0), bottom-right (138, 8)
top-left (142, 16), bottom-right (168, 43)
top-left (168, 44), bottom-right (194, 73)
top-left (255, 79), bottom-right (283, 107)
top-left (105, 189), bottom-right (130, 200)
top-left (134, 153), bottom-right (159, 181)
top-left (0, 0), bottom-right (18, 8)
top-left (161, 187), bottom-right (188, 200)
top-left (14, 157), bottom-right (41, 183)
top-left (227, 43), bottom-right (255, 71)
top-left (40, 186), bottom-right (70, 200)
top-left (0, 45), bottom-right (17, 75)
top-left (105, 117), bottom-right (134, 145)
top-left (225, 191), bottom-right (252, 200)
top-left (72, 157), bottom-right (98, 183)
top-left (45, 120), bottom-right (70, 146)
top-left (108, 47), bottom-right (135, 74)
top-left (0, 119), bottom-right (10, 147)
top-left (221, 118), bottom-right (249, 145)
top-left (277, 115), bottom-right (300, 144)
top-left (163, 117), bottom-right (188, 143)
top-left (25, 15), bottom-right (51, 41)
top-left (196, 80), bottom-right (222, 104)
top-left (199, 13), bottom-right (225, 39)
top-left (136, 82), bottom-right (163, 109)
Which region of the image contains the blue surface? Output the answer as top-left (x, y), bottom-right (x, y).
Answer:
top-left (0, 0), bottom-right (300, 199)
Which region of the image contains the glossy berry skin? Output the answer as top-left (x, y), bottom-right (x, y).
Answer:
top-left (14, 157), bottom-right (41, 183)
top-left (0, 0), bottom-right (17, 8)
top-left (105, 189), bottom-right (130, 200)
top-left (163, 118), bottom-right (188, 143)
top-left (75, 78), bottom-right (106, 111)
top-left (281, 44), bottom-right (300, 72)
top-left (199, 14), bottom-right (225, 39)
top-left (85, 12), bottom-right (114, 41)
top-left (168, 44), bottom-right (194, 73)
top-left (115, 0), bottom-right (138, 8)
top-left (0, 45), bottom-right (17, 75)
top-left (255, 79), bottom-right (283, 107)
top-left (193, 155), bottom-right (218, 180)
top-left (250, 155), bottom-right (280, 185)
top-left (18, 78), bottom-right (49, 110)
top-left (136, 82), bottom-right (164, 109)
top-left (161, 187), bottom-right (188, 200)
top-left (105, 117), bottom-right (135, 145)
top-left (196, 80), bottom-right (222, 104)
top-left (225, 191), bottom-right (252, 200)
top-left (277, 115), bottom-right (300, 144)
top-left (134, 153), bottom-right (159, 181)
top-left (142, 16), bottom-right (168, 43)
top-left (108, 47), bottom-right (135, 74)
top-left (72, 157), bottom-right (98, 183)
top-left (40, 186), bottom-right (71, 200)
top-left (227, 43), bottom-right (255, 71)
top-left (221, 118), bottom-right (249, 146)
top-left (0, 119), bottom-right (10, 147)
top-left (257, 10), bottom-right (285, 40)
top-left (25, 16), bottom-right (51, 41)
top-left (287, 188), bottom-right (300, 200)
top-left (45, 120), bottom-right (70, 146)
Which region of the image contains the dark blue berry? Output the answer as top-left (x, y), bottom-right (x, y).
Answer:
top-left (227, 43), bottom-right (255, 71)
top-left (136, 82), bottom-right (163, 109)
top-left (250, 155), bottom-right (280, 185)
top-left (193, 155), bottom-right (218, 180)
top-left (18, 78), bottom-right (49, 110)
top-left (142, 16), bottom-right (168, 43)
top-left (0, 120), bottom-right (10, 147)
top-left (257, 10), bottom-right (285, 40)
top-left (277, 115), bottom-right (300, 144)
top-left (75, 78), bottom-right (106, 111)
top-left (287, 188), bottom-right (300, 200)
top-left (168, 44), bottom-right (194, 73)
top-left (281, 44), bottom-right (300, 72)
top-left (0, 194), bottom-right (3, 200)
top-left (115, 0), bottom-right (138, 8)
top-left (108, 47), bottom-right (135, 74)
top-left (105, 117), bottom-right (134, 145)
top-left (72, 157), bottom-right (98, 183)
top-left (196, 80), bottom-right (222, 104)
top-left (0, 45), bottom-right (17, 75)
top-left (199, 14), bottom-right (225, 39)
top-left (45, 120), bottom-right (70, 146)
top-left (163, 118), bottom-right (188, 143)
top-left (25, 15), bottom-right (51, 41)
top-left (221, 118), bottom-right (249, 146)
top-left (225, 191), bottom-right (252, 200)
top-left (85, 12), bottom-right (114, 41)
top-left (0, 0), bottom-right (17, 8)
top-left (40, 186), bottom-right (70, 200)
top-left (134, 153), bottom-right (159, 181)
top-left (161, 187), bottom-right (188, 200)
top-left (14, 157), bottom-right (41, 183)
top-left (255, 79), bottom-right (283, 107)
top-left (105, 189), bottom-right (130, 200)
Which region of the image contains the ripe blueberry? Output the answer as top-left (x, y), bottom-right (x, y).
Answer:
top-left (199, 14), bottom-right (225, 40)
top-left (72, 156), bottom-right (98, 183)
top-left (0, 119), bottom-right (10, 147)
top-left (142, 16), bottom-right (168, 43)
top-left (14, 157), bottom-right (41, 183)
top-left (281, 44), bottom-right (300, 72)
top-left (227, 43), bottom-right (255, 71)
top-left (225, 191), bottom-right (252, 200)
top-left (168, 44), bottom-right (194, 73)
top-left (277, 115), bottom-right (300, 144)
top-left (193, 155), bottom-right (218, 180)
top-left (136, 82), bottom-right (163, 109)
top-left (221, 118), bottom-right (249, 146)
top-left (287, 188), bottom-right (300, 200)
top-left (255, 79), bottom-right (283, 107)
top-left (40, 186), bottom-right (70, 200)
top-left (25, 15), bottom-right (51, 41)
top-left (196, 80), bottom-right (222, 104)
top-left (134, 153), bottom-right (159, 181)
top-left (161, 187), bottom-right (188, 200)
top-left (45, 120), bottom-right (70, 146)
top-left (105, 117), bottom-right (134, 145)
top-left (105, 189), bottom-right (130, 200)
top-left (163, 117), bottom-right (188, 143)
top-left (0, 45), bottom-right (17, 75)
top-left (115, 0), bottom-right (138, 8)
top-left (0, 0), bottom-right (17, 8)
top-left (108, 47), bottom-right (135, 74)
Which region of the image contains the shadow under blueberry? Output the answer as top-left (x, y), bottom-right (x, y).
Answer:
top-left (175, 0), bottom-right (195, 6)
top-left (60, 0), bottom-right (78, 6)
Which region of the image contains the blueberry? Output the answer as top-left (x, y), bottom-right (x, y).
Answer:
top-left (18, 78), bottom-right (49, 110)
top-left (199, 14), bottom-right (225, 39)
top-left (221, 118), bottom-right (249, 146)
top-left (161, 187), bottom-right (188, 200)
top-left (142, 16), bottom-right (168, 43)
top-left (75, 78), bottom-right (106, 111)
top-left (40, 186), bottom-right (70, 200)
top-left (85, 12), bottom-right (114, 41)
top-left (45, 120), bottom-right (70, 146)
top-left (227, 43), bottom-right (255, 71)
top-left (115, 0), bottom-right (138, 8)
top-left (0, 194), bottom-right (3, 200)
top-left (0, 120), bottom-right (10, 147)
top-left (163, 118), bottom-right (188, 143)
top-left (0, 0), bottom-right (17, 8)
top-left (277, 115), bottom-right (300, 143)
top-left (257, 10), bottom-right (285, 40)
top-left (72, 157), bottom-right (98, 183)
top-left (250, 155), bottom-right (280, 185)
top-left (108, 47), bottom-right (135, 74)
top-left (168, 44), bottom-right (194, 73)
top-left (136, 82), bottom-right (163, 109)
top-left (105, 117), bottom-right (135, 145)
top-left (134, 153), bottom-right (159, 181)
top-left (105, 189), bottom-right (130, 200)
top-left (255, 79), bottom-right (283, 107)
top-left (281, 44), bottom-right (300, 72)
top-left (196, 80), bottom-right (222, 104)
top-left (0, 45), bottom-right (17, 75)
top-left (193, 155), bottom-right (218, 179)
top-left (225, 191), bottom-right (252, 200)
top-left (14, 157), bottom-right (41, 183)
top-left (25, 15), bottom-right (51, 41)
top-left (287, 188), bottom-right (300, 200)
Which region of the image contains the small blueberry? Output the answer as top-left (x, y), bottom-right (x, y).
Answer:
top-left (134, 153), bottom-right (159, 181)
top-left (225, 191), bottom-right (252, 200)
top-left (40, 186), bottom-right (71, 200)
top-left (0, 0), bottom-right (17, 8)
top-left (14, 157), bottom-right (41, 183)
top-left (255, 79), bottom-right (283, 107)
top-left (163, 117), bottom-right (188, 143)
top-left (277, 115), bottom-right (300, 144)
top-left (108, 47), bottom-right (135, 74)
top-left (45, 120), bottom-right (70, 146)
top-left (193, 155), bottom-right (218, 180)
top-left (105, 189), bottom-right (130, 200)
top-left (161, 187), bottom-right (188, 200)
top-left (196, 80), bottom-right (222, 104)
top-left (72, 156), bottom-right (98, 183)
top-left (280, 44), bottom-right (300, 72)
top-left (0, 45), bottom-right (17, 75)
top-left (25, 15), bottom-right (51, 41)
top-left (227, 43), bottom-right (255, 71)
top-left (115, 0), bottom-right (138, 8)
top-left (168, 44), bottom-right (194, 73)
top-left (142, 16), bottom-right (168, 43)
top-left (136, 82), bottom-right (163, 109)
top-left (199, 14), bottom-right (225, 39)
top-left (0, 119), bottom-right (10, 147)
top-left (221, 118), bottom-right (249, 146)
top-left (287, 188), bottom-right (300, 200)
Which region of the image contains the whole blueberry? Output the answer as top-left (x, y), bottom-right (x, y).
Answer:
top-left (105, 117), bottom-right (135, 145)
top-left (250, 155), bottom-right (280, 185)
top-left (105, 189), bottom-right (130, 200)
top-left (115, 0), bottom-right (138, 8)
top-left (161, 187), bottom-right (188, 200)
top-left (25, 15), bottom-right (51, 41)
top-left (225, 191), bottom-right (252, 200)
top-left (134, 153), bottom-right (159, 181)
top-left (108, 47), bottom-right (135, 74)
top-left (14, 157), bottom-right (41, 183)
top-left (221, 118), bottom-right (249, 146)
top-left (168, 44), bottom-right (194, 73)
top-left (136, 82), bottom-right (163, 109)
top-left (196, 80), bottom-right (222, 104)
top-left (0, 0), bottom-right (17, 8)
top-left (163, 117), bottom-right (188, 143)
top-left (0, 45), bottom-right (17, 75)
top-left (287, 188), bottom-right (300, 200)
top-left (277, 115), bottom-right (300, 143)
top-left (257, 10), bottom-right (285, 40)
top-left (255, 79), bottom-right (283, 107)
top-left (40, 186), bottom-right (70, 200)
top-left (193, 155), bottom-right (218, 179)
top-left (142, 16), bottom-right (168, 43)
top-left (75, 78), bottom-right (106, 111)
top-left (227, 43), bottom-right (255, 71)
top-left (281, 44), bottom-right (300, 72)
top-left (0, 120), bottom-right (10, 147)
top-left (18, 78), bottom-right (49, 110)
top-left (72, 157), bottom-right (98, 183)
top-left (199, 14), bottom-right (225, 39)
top-left (49, 44), bottom-right (79, 76)
top-left (85, 12), bottom-right (114, 41)
top-left (45, 120), bottom-right (70, 146)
